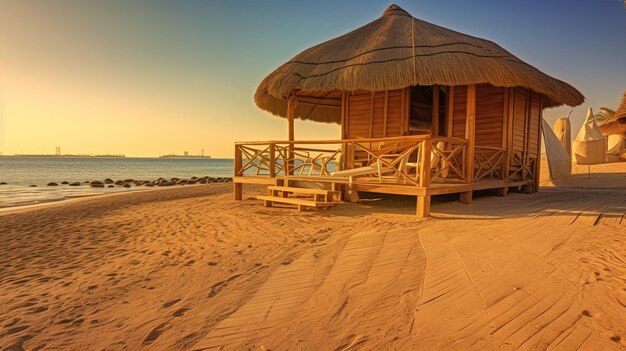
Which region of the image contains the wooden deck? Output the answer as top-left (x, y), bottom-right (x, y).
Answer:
top-left (232, 135), bottom-right (538, 218)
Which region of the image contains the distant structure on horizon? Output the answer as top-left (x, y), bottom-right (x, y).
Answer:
top-left (159, 150), bottom-right (211, 159)
top-left (8, 147), bottom-right (125, 158)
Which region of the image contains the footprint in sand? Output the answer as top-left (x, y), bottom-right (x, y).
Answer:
top-left (581, 310), bottom-right (592, 317)
top-left (173, 307), bottom-right (189, 317)
top-left (208, 274), bottom-right (241, 297)
top-left (7, 325), bottom-right (30, 334)
top-left (29, 306), bottom-right (49, 314)
top-left (143, 323), bottom-right (169, 345)
top-left (162, 299), bottom-right (181, 308)
top-left (3, 318), bottom-right (21, 328)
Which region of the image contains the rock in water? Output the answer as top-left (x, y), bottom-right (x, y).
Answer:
top-left (107, 185), bottom-right (114, 188)
top-left (47, 182), bottom-right (59, 186)
top-left (29, 184), bottom-right (37, 187)
top-left (0, 182), bottom-right (7, 185)
top-left (61, 181), bottom-right (69, 185)
top-left (69, 182), bottom-right (81, 186)
top-left (114, 180), bottom-right (125, 185)
top-left (123, 183), bottom-right (131, 188)
top-left (104, 178), bottom-right (114, 184)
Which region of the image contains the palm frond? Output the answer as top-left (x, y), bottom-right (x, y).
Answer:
top-left (593, 107), bottom-right (615, 123)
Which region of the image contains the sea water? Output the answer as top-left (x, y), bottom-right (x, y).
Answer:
top-left (0, 157), bottom-right (233, 208)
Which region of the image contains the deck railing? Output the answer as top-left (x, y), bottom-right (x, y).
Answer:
top-left (474, 146), bottom-right (508, 181)
top-left (234, 135), bottom-right (469, 187)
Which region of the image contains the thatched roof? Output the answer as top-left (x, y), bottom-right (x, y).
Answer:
top-left (599, 90), bottom-right (626, 136)
top-left (255, 4), bottom-right (584, 124)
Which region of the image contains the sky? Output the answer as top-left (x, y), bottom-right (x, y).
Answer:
top-left (0, 0), bottom-right (625, 157)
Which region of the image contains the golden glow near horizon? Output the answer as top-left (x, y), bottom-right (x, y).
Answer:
top-left (0, 2), bottom-right (340, 158)
top-left (1, 1), bottom-right (624, 158)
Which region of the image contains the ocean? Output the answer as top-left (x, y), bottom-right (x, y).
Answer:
top-left (0, 156), bottom-right (233, 208)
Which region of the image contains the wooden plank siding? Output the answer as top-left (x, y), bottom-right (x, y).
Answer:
top-left (512, 88), bottom-right (528, 154)
top-left (346, 93), bottom-right (372, 138)
top-left (528, 92), bottom-right (541, 157)
top-left (386, 90), bottom-right (404, 136)
top-left (345, 89), bottom-right (407, 139)
top-left (475, 84), bottom-right (505, 148)
top-left (452, 86), bottom-right (468, 139)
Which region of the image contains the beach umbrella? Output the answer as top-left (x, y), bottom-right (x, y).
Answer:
top-left (573, 108), bottom-right (606, 176)
top-left (553, 115), bottom-right (572, 157)
top-left (542, 118), bottom-right (571, 180)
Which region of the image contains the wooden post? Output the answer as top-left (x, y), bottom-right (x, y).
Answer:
top-left (417, 195), bottom-right (431, 219)
top-left (522, 89), bottom-right (533, 180)
top-left (234, 144), bottom-right (243, 200)
top-left (506, 88), bottom-right (515, 182)
top-left (340, 91), bottom-right (347, 139)
top-left (404, 87), bottom-right (411, 135)
top-left (419, 138), bottom-right (432, 188)
top-left (368, 92), bottom-right (375, 162)
top-left (269, 143), bottom-right (276, 178)
top-left (417, 138), bottom-right (432, 218)
top-left (369, 92), bottom-right (375, 138)
top-left (498, 87), bottom-right (510, 197)
top-left (446, 86), bottom-right (455, 138)
top-left (460, 84), bottom-right (476, 204)
top-left (287, 95), bottom-right (296, 175)
top-left (383, 91), bottom-right (389, 137)
top-left (400, 88), bottom-right (406, 135)
top-left (432, 85), bottom-right (440, 135)
top-left (533, 95), bottom-right (543, 193)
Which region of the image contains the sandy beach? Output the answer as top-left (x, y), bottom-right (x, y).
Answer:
top-left (0, 163), bottom-right (624, 350)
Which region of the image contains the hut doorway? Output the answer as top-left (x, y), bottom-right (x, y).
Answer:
top-left (409, 85), bottom-right (447, 136)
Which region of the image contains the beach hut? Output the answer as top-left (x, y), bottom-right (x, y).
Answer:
top-left (234, 4), bottom-right (584, 217)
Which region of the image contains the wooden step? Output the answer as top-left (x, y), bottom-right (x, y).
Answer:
top-left (267, 186), bottom-right (341, 202)
top-left (257, 195), bottom-right (335, 211)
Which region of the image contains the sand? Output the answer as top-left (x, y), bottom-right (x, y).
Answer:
top-left (1, 164), bottom-right (625, 350)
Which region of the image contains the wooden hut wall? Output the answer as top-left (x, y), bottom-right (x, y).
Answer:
top-left (344, 89), bottom-right (407, 139)
top-left (507, 87), bottom-right (542, 180)
top-left (528, 93), bottom-right (541, 158)
top-left (475, 84), bottom-right (505, 148)
top-left (451, 85), bottom-right (504, 147)
top-left (449, 84), bottom-right (546, 182)
top-left (451, 86), bottom-right (468, 139)
top-left (511, 88), bottom-right (529, 155)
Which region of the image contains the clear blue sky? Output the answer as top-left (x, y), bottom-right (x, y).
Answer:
top-left (1, 0), bottom-right (624, 156)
